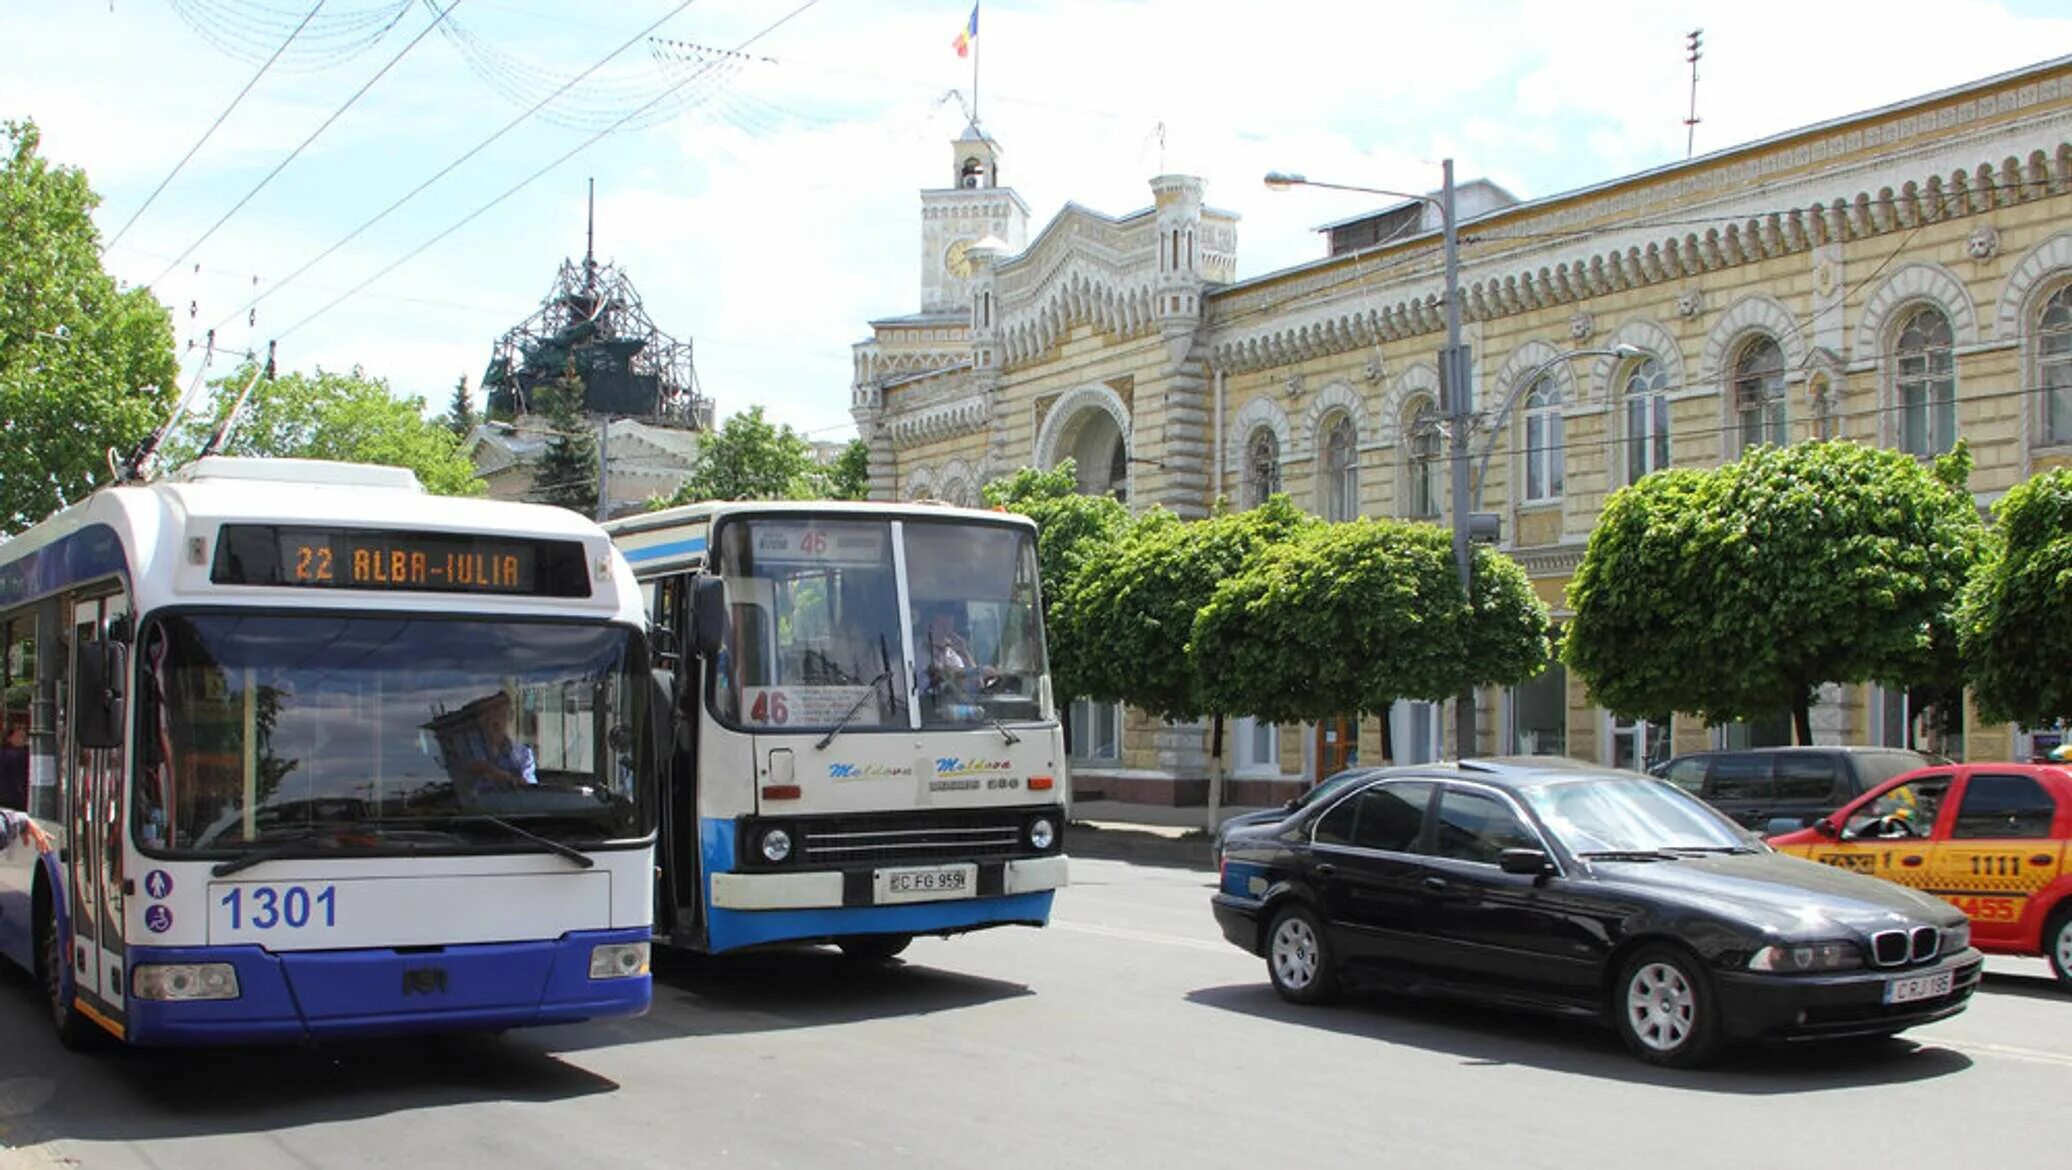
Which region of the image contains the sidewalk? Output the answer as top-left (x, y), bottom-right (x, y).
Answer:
top-left (1064, 798), bottom-right (1274, 871)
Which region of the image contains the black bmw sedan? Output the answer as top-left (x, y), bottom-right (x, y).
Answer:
top-left (1211, 757), bottom-right (1982, 1067)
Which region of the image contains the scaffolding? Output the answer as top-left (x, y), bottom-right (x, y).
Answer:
top-left (481, 193), bottom-right (710, 430)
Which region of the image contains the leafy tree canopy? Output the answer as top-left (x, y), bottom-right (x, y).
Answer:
top-left (446, 374), bottom-right (475, 438)
top-left (1563, 440), bottom-right (1983, 741)
top-left (1960, 467), bottom-right (2072, 727)
top-left (981, 461), bottom-right (1133, 700)
top-left (662, 406), bottom-right (823, 505)
top-left (175, 362), bottom-right (483, 497)
top-left (1064, 495), bottom-right (1315, 721)
top-left (1193, 519), bottom-right (1551, 725)
top-left (0, 120), bottom-right (178, 532)
top-left (824, 438), bottom-right (871, 502)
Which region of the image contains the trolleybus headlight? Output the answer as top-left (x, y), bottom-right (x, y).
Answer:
top-left (1029, 817), bottom-right (1056, 851)
top-left (132, 962), bottom-right (241, 1001)
top-left (760, 827), bottom-right (793, 863)
top-left (588, 941), bottom-right (651, 980)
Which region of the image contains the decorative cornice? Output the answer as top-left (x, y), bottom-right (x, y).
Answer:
top-left (1513, 544), bottom-right (1588, 579)
top-left (887, 394), bottom-right (989, 449)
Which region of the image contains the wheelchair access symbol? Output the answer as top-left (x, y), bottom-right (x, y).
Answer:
top-left (144, 869), bottom-right (173, 899)
top-left (144, 905), bottom-right (173, 934)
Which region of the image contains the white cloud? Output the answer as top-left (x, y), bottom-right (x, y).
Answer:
top-left (7, 0), bottom-right (2069, 448)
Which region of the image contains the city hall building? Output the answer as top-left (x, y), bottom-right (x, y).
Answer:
top-left (852, 57), bottom-right (2072, 805)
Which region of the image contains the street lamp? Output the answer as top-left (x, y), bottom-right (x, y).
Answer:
top-left (1267, 161), bottom-right (1473, 755)
top-left (1469, 344), bottom-right (1645, 509)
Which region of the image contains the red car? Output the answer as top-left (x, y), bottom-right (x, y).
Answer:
top-left (1771, 762), bottom-right (2072, 989)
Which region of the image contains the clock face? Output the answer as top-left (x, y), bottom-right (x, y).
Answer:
top-left (946, 237), bottom-right (977, 279)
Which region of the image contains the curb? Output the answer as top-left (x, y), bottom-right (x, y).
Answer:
top-left (1066, 822), bottom-right (1216, 871)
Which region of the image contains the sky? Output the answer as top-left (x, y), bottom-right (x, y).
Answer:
top-left (7, 1), bottom-right (2071, 444)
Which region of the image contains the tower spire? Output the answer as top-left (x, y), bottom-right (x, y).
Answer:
top-left (585, 178), bottom-right (597, 284)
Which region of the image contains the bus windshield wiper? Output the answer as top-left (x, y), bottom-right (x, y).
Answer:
top-left (211, 828), bottom-right (338, 877)
top-left (817, 667), bottom-right (893, 750)
top-left (453, 815), bottom-right (595, 869)
top-left (985, 714), bottom-right (1021, 746)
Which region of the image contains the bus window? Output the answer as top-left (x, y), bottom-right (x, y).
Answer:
top-left (1, 618), bottom-right (31, 809)
top-left (905, 522), bottom-right (1046, 728)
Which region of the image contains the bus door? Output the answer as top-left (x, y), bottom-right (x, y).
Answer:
top-left (65, 594), bottom-right (128, 1027)
top-left (654, 575), bottom-right (702, 936)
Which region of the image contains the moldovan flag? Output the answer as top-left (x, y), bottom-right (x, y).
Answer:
top-left (952, 5), bottom-right (978, 57)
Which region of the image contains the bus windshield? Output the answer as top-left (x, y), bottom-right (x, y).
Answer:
top-left (135, 614), bottom-right (650, 854)
top-left (709, 517), bottom-right (1045, 732)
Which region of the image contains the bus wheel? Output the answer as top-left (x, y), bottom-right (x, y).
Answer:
top-left (37, 896), bottom-right (99, 1050)
top-left (837, 934), bottom-right (912, 962)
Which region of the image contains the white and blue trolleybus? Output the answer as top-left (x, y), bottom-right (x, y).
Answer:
top-left (0, 457), bottom-right (657, 1045)
top-left (607, 501), bottom-right (1068, 958)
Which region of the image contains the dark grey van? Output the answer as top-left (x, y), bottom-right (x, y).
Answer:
top-left (1651, 747), bottom-right (1945, 834)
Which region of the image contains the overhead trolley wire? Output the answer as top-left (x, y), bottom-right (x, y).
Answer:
top-left (106, 0), bottom-right (329, 251)
top-left (274, 0), bottom-right (827, 342)
top-left (208, 0), bottom-right (703, 336)
top-left (147, 0), bottom-right (464, 290)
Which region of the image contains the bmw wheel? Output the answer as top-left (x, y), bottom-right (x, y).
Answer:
top-left (1265, 904), bottom-right (1338, 1005)
top-left (2047, 907), bottom-right (2072, 992)
top-left (1615, 944), bottom-right (1721, 1067)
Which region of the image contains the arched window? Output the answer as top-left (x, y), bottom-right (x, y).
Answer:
top-left (1522, 373), bottom-right (1563, 502)
top-left (1895, 307), bottom-right (1956, 456)
top-left (1107, 441), bottom-right (1129, 504)
top-left (1321, 413), bottom-right (1357, 522)
top-left (1733, 337), bottom-right (1787, 452)
top-left (1406, 401), bottom-right (1441, 520)
top-left (1623, 357), bottom-right (1670, 484)
top-left (2040, 286), bottom-right (2072, 446)
top-left (1245, 428), bottom-right (1281, 508)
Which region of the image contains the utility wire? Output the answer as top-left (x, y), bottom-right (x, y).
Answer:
top-left (147, 0), bottom-right (462, 290)
top-left (106, 0), bottom-right (328, 250)
top-left (210, 0), bottom-right (703, 336)
top-left (275, 0), bottom-right (826, 342)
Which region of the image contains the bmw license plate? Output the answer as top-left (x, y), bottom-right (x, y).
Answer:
top-left (1883, 970), bottom-right (1953, 1005)
top-left (875, 864), bottom-right (976, 904)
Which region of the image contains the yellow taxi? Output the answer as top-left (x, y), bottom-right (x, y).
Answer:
top-left (1770, 762), bottom-right (2072, 989)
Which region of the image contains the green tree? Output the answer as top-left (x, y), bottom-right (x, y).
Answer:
top-left (446, 374), bottom-right (476, 438)
top-left (823, 438), bottom-right (871, 501)
top-left (981, 461), bottom-right (1133, 701)
top-left (1193, 520), bottom-right (1551, 726)
top-left (1563, 440), bottom-right (1984, 743)
top-left (662, 405), bottom-right (818, 504)
top-left (531, 369), bottom-right (598, 515)
top-left (1960, 467), bottom-right (2072, 728)
top-left (178, 362), bottom-right (483, 497)
top-left (0, 119), bottom-right (178, 532)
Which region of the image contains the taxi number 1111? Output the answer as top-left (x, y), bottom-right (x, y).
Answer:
top-left (219, 885), bottom-right (338, 930)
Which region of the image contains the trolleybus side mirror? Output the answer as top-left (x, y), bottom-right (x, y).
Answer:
top-left (75, 640), bottom-right (127, 750)
top-left (691, 577), bottom-right (727, 659)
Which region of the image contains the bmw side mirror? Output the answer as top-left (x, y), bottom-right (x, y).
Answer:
top-left (1498, 847), bottom-right (1554, 876)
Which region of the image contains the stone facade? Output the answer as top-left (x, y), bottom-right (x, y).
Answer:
top-left (855, 62), bottom-right (2072, 804)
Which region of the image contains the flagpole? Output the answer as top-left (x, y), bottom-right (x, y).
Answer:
top-left (971, 2), bottom-right (981, 128)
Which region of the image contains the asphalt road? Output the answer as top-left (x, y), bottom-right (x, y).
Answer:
top-left (2, 857), bottom-right (2070, 1170)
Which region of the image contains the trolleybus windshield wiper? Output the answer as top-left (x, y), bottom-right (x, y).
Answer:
top-left (453, 815), bottom-right (596, 868)
top-left (212, 828), bottom-right (339, 877)
top-left (816, 667), bottom-right (894, 751)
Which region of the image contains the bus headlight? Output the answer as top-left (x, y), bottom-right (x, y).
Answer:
top-left (1029, 817), bottom-right (1056, 851)
top-left (760, 827), bottom-right (793, 863)
top-left (133, 962), bottom-right (240, 1001)
top-left (588, 942), bottom-right (651, 980)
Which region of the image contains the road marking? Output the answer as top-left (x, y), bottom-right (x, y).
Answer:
top-left (1935, 1038), bottom-right (2072, 1068)
top-left (1051, 919), bottom-right (1237, 954)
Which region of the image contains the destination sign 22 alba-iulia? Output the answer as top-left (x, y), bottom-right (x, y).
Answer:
top-left (211, 525), bottom-right (592, 597)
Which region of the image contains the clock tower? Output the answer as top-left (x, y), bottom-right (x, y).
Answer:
top-left (920, 123), bottom-right (1029, 314)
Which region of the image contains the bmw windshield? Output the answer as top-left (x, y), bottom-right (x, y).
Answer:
top-left (1522, 776), bottom-right (1757, 855)
top-left (135, 613), bottom-right (652, 856)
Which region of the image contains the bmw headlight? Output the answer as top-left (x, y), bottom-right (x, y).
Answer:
top-left (1942, 919), bottom-right (1971, 954)
top-left (1029, 817), bottom-right (1056, 850)
top-left (760, 827), bottom-right (793, 863)
top-left (1748, 940), bottom-right (1863, 973)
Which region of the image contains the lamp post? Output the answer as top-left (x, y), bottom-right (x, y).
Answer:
top-left (1469, 344), bottom-right (1644, 509)
top-left (1266, 164), bottom-right (1476, 754)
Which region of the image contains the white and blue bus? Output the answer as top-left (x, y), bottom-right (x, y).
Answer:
top-left (0, 457), bottom-right (657, 1046)
top-left (607, 501), bottom-right (1068, 958)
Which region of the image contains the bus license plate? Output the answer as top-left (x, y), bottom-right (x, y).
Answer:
top-left (875, 864), bottom-right (977, 904)
top-left (1884, 970), bottom-right (1953, 1005)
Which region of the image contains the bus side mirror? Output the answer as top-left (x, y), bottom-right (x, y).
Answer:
top-left (691, 577), bottom-right (727, 659)
top-left (76, 641), bottom-right (127, 750)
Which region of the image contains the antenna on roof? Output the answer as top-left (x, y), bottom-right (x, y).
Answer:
top-left (1684, 28), bottom-right (1703, 160)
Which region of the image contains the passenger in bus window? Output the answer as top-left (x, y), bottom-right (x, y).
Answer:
top-left (920, 606), bottom-right (997, 702)
top-left (454, 692), bottom-right (537, 787)
top-left (0, 721), bottom-right (26, 809)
